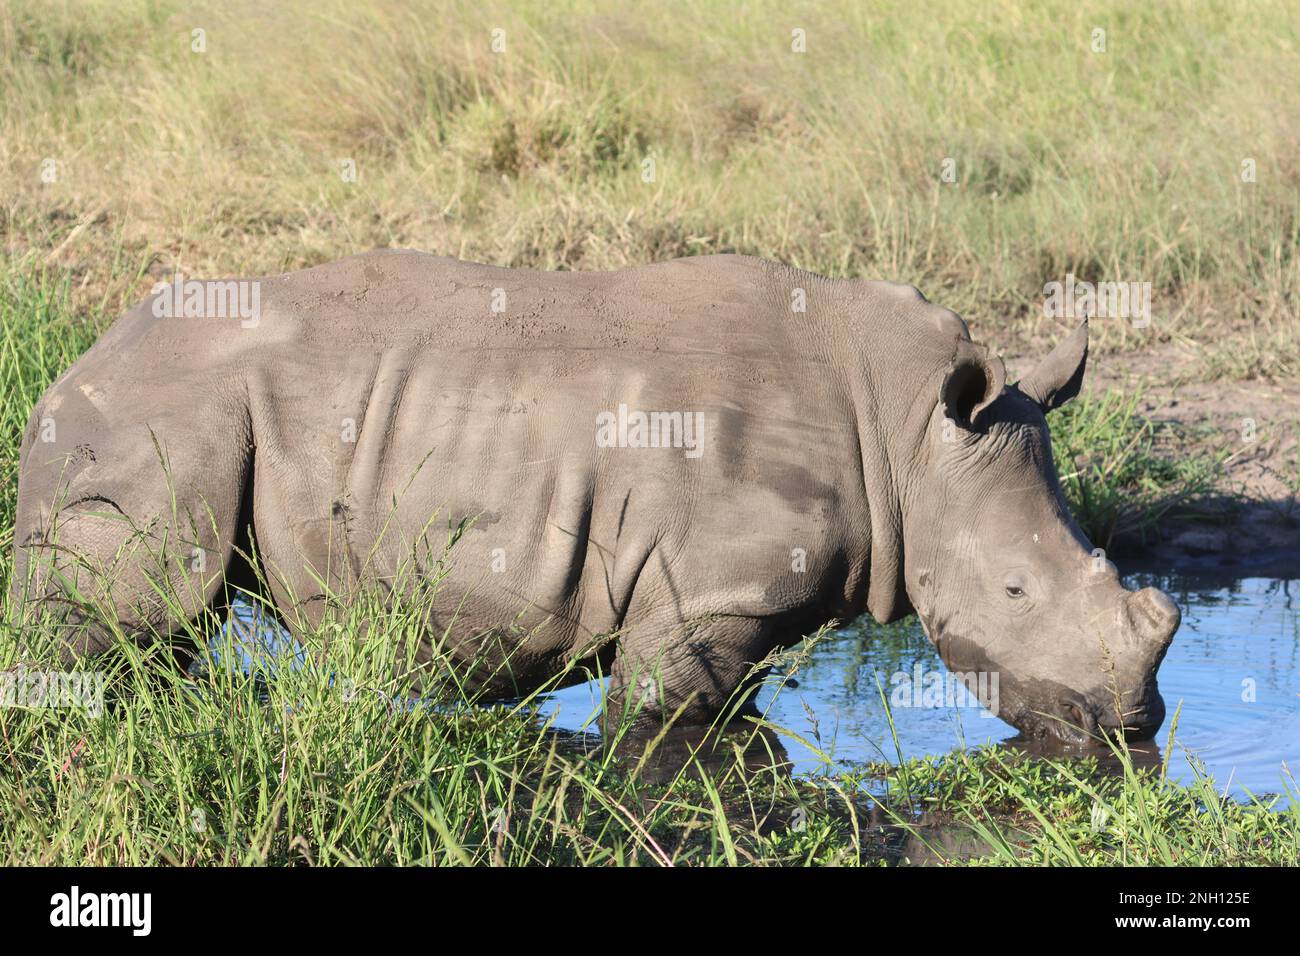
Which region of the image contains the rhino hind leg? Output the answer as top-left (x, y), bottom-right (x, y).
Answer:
top-left (12, 405), bottom-right (254, 666)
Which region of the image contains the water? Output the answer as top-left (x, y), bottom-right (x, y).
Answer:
top-left (542, 574), bottom-right (1300, 798)
top-left (214, 573), bottom-right (1300, 798)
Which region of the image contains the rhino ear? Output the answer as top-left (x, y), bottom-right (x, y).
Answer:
top-left (939, 340), bottom-right (1006, 430)
top-left (1017, 320), bottom-right (1088, 413)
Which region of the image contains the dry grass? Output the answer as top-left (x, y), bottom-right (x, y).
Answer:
top-left (1, 0), bottom-right (1297, 368)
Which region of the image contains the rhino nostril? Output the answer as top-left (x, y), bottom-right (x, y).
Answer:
top-left (1091, 685), bottom-right (1166, 740)
top-left (1064, 701), bottom-right (1097, 736)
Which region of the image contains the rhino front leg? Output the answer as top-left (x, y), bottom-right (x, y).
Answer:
top-left (606, 612), bottom-right (778, 729)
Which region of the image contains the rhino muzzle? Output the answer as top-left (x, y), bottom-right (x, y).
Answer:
top-left (1029, 587), bottom-right (1179, 744)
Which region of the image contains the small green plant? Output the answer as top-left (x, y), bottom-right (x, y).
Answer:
top-left (1049, 388), bottom-right (1225, 551)
top-left (1260, 420), bottom-right (1300, 526)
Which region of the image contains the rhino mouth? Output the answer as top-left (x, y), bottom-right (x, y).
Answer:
top-left (1017, 699), bottom-right (1101, 746)
top-left (926, 618), bottom-right (1167, 746)
top-left (1013, 688), bottom-right (1166, 747)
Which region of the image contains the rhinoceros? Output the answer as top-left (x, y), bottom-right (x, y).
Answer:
top-left (12, 251), bottom-right (1178, 742)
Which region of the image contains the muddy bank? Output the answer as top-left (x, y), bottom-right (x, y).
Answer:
top-left (1118, 514), bottom-right (1300, 578)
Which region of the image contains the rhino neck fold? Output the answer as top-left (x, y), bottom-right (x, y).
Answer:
top-left (844, 317), bottom-right (964, 626)
top-left (848, 373), bottom-right (911, 624)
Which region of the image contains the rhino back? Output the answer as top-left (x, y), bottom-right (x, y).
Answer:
top-left (224, 252), bottom-right (872, 652)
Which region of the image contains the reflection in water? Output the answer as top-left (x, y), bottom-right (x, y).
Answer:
top-left (1007, 735), bottom-right (1164, 774)
top-left (544, 575), bottom-right (1299, 798)
top-left (598, 721), bottom-right (793, 786)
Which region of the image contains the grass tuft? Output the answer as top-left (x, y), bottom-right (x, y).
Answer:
top-left (1050, 387), bottom-right (1225, 551)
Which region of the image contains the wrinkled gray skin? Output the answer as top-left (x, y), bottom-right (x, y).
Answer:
top-left (13, 251), bottom-right (1178, 742)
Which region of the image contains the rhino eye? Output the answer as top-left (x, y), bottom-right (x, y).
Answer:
top-left (1005, 585), bottom-right (1025, 599)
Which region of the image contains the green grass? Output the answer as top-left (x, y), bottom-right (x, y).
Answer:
top-left (1258, 420), bottom-right (1300, 525)
top-left (1050, 387), bottom-right (1226, 552)
top-left (3, 582), bottom-right (1296, 866)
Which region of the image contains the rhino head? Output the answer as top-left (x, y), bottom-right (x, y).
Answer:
top-left (901, 320), bottom-right (1178, 744)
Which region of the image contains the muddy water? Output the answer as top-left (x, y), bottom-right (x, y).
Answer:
top-left (544, 573), bottom-right (1300, 798)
